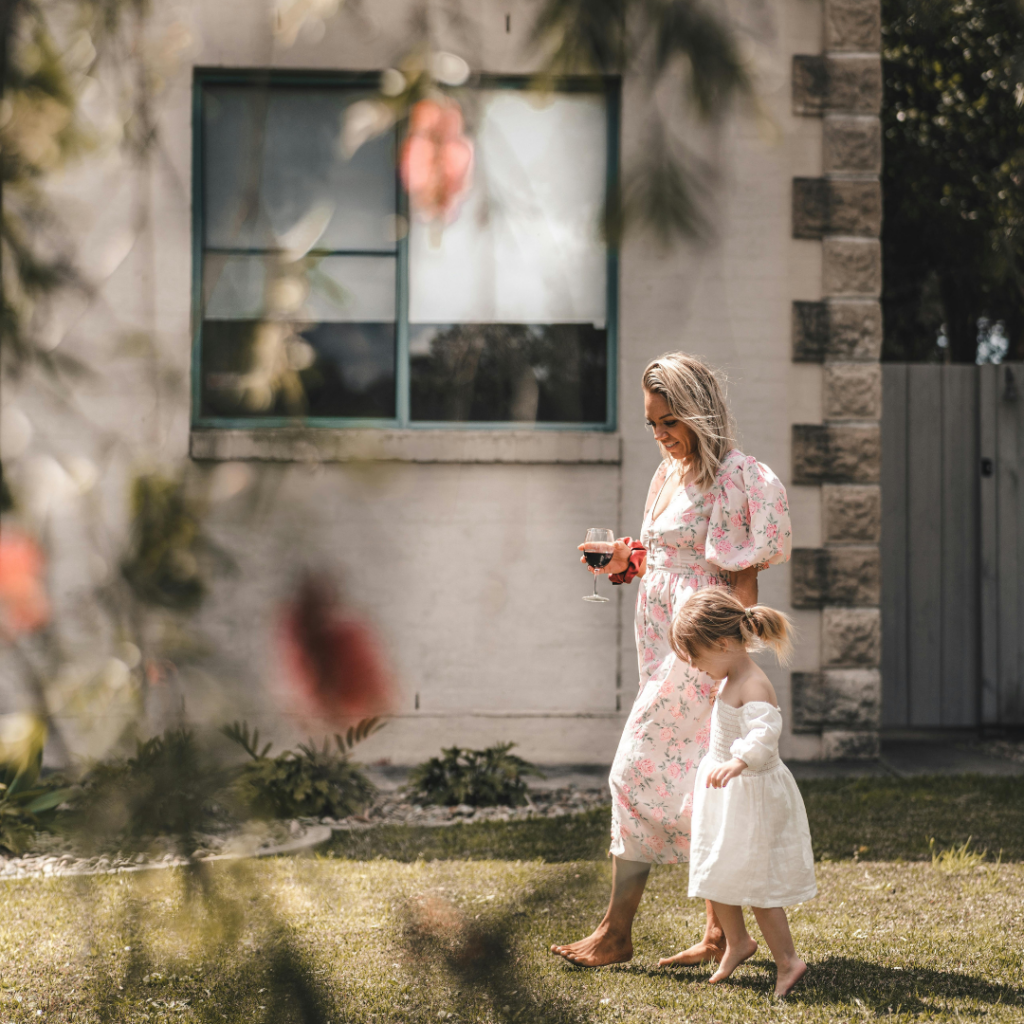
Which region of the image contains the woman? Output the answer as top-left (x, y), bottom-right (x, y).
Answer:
top-left (551, 353), bottom-right (792, 968)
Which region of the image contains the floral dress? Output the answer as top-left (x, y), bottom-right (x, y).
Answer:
top-left (608, 449), bottom-right (792, 864)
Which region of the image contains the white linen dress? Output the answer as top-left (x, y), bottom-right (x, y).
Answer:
top-left (608, 450), bottom-right (792, 864)
top-left (688, 699), bottom-right (817, 908)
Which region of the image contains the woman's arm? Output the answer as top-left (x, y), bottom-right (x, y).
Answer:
top-left (728, 566), bottom-right (759, 607)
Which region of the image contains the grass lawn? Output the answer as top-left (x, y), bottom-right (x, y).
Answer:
top-left (1, 776), bottom-right (1022, 1024)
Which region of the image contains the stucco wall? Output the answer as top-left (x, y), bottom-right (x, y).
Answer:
top-left (3, 0), bottom-right (836, 764)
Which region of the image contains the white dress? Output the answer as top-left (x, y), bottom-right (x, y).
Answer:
top-left (688, 699), bottom-right (817, 908)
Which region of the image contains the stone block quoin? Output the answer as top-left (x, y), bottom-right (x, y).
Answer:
top-left (792, 300), bottom-right (883, 363)
top-left (791, 669), bottom-right (881, 733)
top-left (822, 607), bottom-right (881, 667)
top-left (824, 116), bottom-right (882, 174)
top-left (792, 55), bottom-right (882, 116)
top-left (823, 238), bottom-right (883, 297)
top-left (825, 0), bottom-right (883, 51)
top-left (792, 423), bottom-right (881, 484)
top-left (823, 484), bottom-right (882, 542)
top-left (824, 362), bottom-right (882, 419)
top-left (793, 178), bottom-right (882, 239)
top-left (791, 546), bottom-right (881, 607)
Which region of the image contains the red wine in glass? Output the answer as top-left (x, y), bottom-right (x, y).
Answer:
top-left (582, 529), bottom-right (615, 603)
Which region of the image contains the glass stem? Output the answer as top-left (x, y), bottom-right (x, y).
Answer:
top-left (593, 574), bottom-right (599, 598)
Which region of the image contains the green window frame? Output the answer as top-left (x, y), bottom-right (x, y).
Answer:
top-left (191, 68), bottom-right (619, 432)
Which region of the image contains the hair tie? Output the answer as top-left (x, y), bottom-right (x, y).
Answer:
top-left (743, 607), bottom-right (755, 623)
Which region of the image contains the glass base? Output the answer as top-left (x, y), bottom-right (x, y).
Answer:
top-left (582, 593), bottom-right (610, 603)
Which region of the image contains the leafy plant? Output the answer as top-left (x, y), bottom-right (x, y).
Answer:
top-left (222, 719), bottom-right (379, 820)
top-left (71, 727), bottom-right (224, 847)
top-left (0, 751), bottom-right (74, 855)
top-left (406, 743), bottom-right (541, 808)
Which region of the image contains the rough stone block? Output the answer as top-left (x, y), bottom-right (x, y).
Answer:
top-left (791, 669), bottom-right (882, 733)
top-left (823, 238), bottom-right (882, 297)
top-left (825, 0), bottom-right (882, 51)
top-left (823, 484), bottom-right (881, 542)
top-left (792, 423), bottom-right (881, 483)
top-left (792, 55), bottom-right (882, 115)
top-left (793, 178), bottom-right (882, 239)
top-left (822, 730), bottom-right (881, 760)
top-left (792, 300), bottom-right (883, 362)
top-left (822, 606), bottom-right (881, 666)
top-left (824, 362), bottom-right (882, 419)
top-left (792, 547), bottom-right (880, 607)
top-left (823, 115), bottom-right (882, 173)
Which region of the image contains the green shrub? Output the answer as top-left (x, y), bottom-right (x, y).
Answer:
top-left (0, 753), bottom-right (74, 855)
top-left (70, 727), bottom-right (224, 847)
top-left (221, 720), bottom-right (378, 820)
top-left (406, 743), bottom-right (540, 808)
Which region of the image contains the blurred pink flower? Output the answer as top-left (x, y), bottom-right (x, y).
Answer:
top-left (0, 530), bottom-right (49, 635)
top-left (400, 99), bottom-right (474, 222)
top-left (279, 574), bottom-right (394, 724)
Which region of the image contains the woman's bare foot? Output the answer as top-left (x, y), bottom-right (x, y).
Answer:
top-left (657, 937), bottom-right (726, 967)
top-left (708, 936), bottom-right (758, 984)
top-left (550, 926), bottom-right (633, 967)
top-left (774, 958), bottom-right (807, 998)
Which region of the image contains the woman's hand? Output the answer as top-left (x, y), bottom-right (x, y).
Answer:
top-left (728, 566), bottom-right (759, 607)
top-left (706, 757), bottom-right (747, 789)
top-left (578, 539), bottom-right (633, 575)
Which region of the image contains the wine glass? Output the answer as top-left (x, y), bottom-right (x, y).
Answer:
top-left (582, 528), bottom-right (615, 603)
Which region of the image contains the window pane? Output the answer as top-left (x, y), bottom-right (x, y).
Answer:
top-left (409, 323), bottom-right (607, 424)
top-left (200, 255), bottom-right (396, 420)
top-left (408, 91), bottom-right (607, 324)
top-left (203, 85), bottom-right (396, 253)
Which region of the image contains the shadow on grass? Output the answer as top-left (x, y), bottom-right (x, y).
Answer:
top-left (651, 955), bottom-right (1024, 1012)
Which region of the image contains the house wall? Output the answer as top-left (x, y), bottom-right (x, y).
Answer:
top-left (2, 0), bottom-right (885, 764)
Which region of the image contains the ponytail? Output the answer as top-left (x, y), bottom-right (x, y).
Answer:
top-left (671, 588), bottom-right (793, 664)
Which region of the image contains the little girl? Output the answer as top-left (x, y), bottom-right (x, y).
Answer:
top-left (670, 588), bottom-right (816, 998)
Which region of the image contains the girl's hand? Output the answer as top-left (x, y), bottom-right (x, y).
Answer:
top-left (706, 758), bottom-right (747, 789)
top-left (578, 539), bottom-right (632, 575)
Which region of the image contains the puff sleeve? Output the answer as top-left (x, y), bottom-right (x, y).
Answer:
top-left (705, 451), bottom-right (792, 572)
top-left (729, 703), bottom-right (783, 770)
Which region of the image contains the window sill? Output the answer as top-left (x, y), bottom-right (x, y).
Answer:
top-left (189, 428), bottom-right (622, 464)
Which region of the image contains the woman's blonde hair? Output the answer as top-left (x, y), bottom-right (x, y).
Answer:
top-left (670, 588), bottom-right (793, 664)
top-left (642, 353), bottom-right (735, 491)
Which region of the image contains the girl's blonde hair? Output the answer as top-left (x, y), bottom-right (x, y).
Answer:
top-left (671, 588), bottom-right (793, 664)
top-left (642, 353), bottom-right (735, 491)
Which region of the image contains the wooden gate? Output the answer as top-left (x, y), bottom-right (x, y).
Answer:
top-left (881, 362), bottom-right (1024, 728)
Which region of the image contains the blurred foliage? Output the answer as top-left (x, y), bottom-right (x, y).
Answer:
top-left (407, 742), bottom-right (541, 809)
top-left (883, 0), bottom-right (1024, 362)
top-left (0, 747), bottom-right (73, 854)
top-left (222, 719), bottom-right (378, 820)
top-left (68, 726), bottom-right (224, 850)
top-left (120, 473), bottom-right (233, 612)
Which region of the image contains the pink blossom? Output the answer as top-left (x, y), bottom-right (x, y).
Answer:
top-left (684, 683), bottom-right (698, 702)
top-left (685, 758), bottom-right (695, 773)
top-left (659, 726), bottom-right (674, 743)
top-left (668, 762), bottom-right (682, 779)
top-left (766, 522), bottom-right (779, 540)
top-left (669, 704), bottom-right (684, 719)
top-left (651, 602), bottom-right (666, 623)
top-left (681, 792), bottom-right (694, 816)
top-left (659, 678), bottom-right (674, 697)
top-left (620, 825), bottom-right (631, 839)
top-left (637, 757), bottom-right (656, 777)
top-left (730, 511), bottom-right (745, 529)
top-left (0, 530), bottom-right (49, 635)
top-left (400, 99), bottom-right (474, 221)
top-left (696, 722), bottom-right (711, 747)
top-left (716, 539), bottom-right (733, 555)
top-left (652, 806), bottom-right (665, 822)
top-left (656, 783), bottom-right (669, 797)
top-left (775, 498), bottom-right (786, 514)
top-left (647, 626), bottom-right (658, 642)
top-left (643, 647), bottom-right (655, 663)
top-left (617, 792), bottom-right (631, 809)
top-left (673, 835), bottom-right (691, 850)
top-left (711, 526), bottom-right (726, 541)
top-left (649, 835), bottom-right (665, 853)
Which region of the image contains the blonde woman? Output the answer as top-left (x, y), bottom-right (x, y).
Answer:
top-left (551, 353), bottom-right (792, 968)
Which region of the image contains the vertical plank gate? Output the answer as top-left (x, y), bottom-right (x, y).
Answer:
top-left (881, 362), bottom-right (1024, 728)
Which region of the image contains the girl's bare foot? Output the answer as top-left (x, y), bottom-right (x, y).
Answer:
top-left (708, 936), bottom-right (758, 984)
top-left (550, 926), bottom-right (633, 967)
top-left (657, 937), bottom-right (726, 967)
top-left (774, 958), bottom-right (807, 998)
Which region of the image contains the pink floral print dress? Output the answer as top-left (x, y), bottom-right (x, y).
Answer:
top-left (608, 449), bottom-right (792, 864)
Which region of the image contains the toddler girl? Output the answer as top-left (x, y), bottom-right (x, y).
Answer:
top-left (670, 588), bottom-right (815, 998)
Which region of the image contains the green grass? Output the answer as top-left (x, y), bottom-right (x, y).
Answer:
top-left (0, 775), bottom-right (1022, 1024)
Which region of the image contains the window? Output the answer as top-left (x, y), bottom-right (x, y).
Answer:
top-left (192, 72), bottom-right (618, 430)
